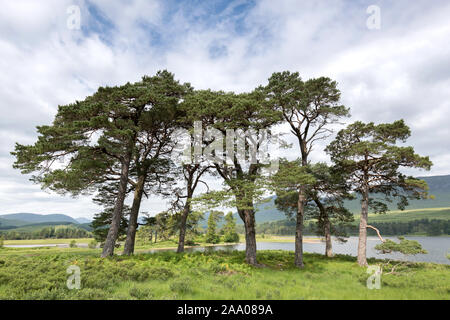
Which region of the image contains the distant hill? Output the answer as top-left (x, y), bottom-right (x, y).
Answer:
top-left (227, 174), bottom-right (450, 225)
top-left (0, 213), bottom-right (79, 226)
top-left (343, 175), bottom-right (450, 213)
top-left (75, 218), bottom-right (92, 224)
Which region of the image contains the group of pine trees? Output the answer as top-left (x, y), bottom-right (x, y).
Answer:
top-left (11, 70), bottom-right (432, 267)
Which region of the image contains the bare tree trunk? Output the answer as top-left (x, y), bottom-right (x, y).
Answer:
top-left (177, 202), bottom-right (190, 253)
top-left (295, 186), bottom-right (306, 268)
top-left (357, 185), bottom-right (369, 266)
top-left (324, 219), bottom-right (333, 257)
top-left (101, 152), bottom-right (132, 258)
top-left (242, 209), bottom-right (258, 265)
top-left (236, 207), bottom-right (258, 265)
top-left (123, 176), bottom-right (145, 255)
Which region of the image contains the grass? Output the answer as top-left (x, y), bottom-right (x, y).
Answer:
top-left (3, 238), bottom-right (93, 245)
top-left (355, 207), bottom-right (450, 224)
top-left (0, 246), bottom-right (448, 300)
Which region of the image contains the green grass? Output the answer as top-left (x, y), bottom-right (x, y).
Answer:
top-left (3, 238), bottom-right (93, 245)
top-left (0, 247), bottom-right (448, 300)
top-left (354, 207), bottom-right (450, 224)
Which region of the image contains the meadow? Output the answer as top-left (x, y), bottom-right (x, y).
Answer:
top-left (0, 246), bottom-right (448, 300)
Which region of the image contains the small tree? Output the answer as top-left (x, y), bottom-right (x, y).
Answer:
top-left (69, 240), bottom-right (77, 248)
top-left (272, 160), bottom-right (354, 258)
top-left (205, 211), bottom-right (223, 244)
top-left (375, 236), bottom-right (427, 274)
top-left (222, 212), bottom-right (240, 243)
top-left (0, 235), bottom-right (4, 248)
top-left (88, 240), bottom-right (97, 249)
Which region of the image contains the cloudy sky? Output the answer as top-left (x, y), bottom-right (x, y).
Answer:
top-left (1, 0), bottom-right (449, 219)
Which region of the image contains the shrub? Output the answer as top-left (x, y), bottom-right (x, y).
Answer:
top-left (69, 240), bottom-right (77, 248)
top-left (129, 287), bottom-right (153, 299)
top-left (169, 279), bottom-right (193, 295)
top-left (88, 240), bottom-right (97, 249)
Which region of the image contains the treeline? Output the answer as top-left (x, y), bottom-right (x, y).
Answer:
top-left (11, 69), bottom-right (432, 267)
top-left (134, 211), bottom-right (239, 246)
top-left (250, 218), bottom-right (450, 237)
top-left (0, 226), bottom-right (92, 240)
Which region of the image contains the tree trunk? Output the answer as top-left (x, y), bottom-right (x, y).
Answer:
top-left (324, 219), bottom-right (333, 257)
top-left (177, 202), bottom-right (190, 253)
top-left (154, 230), bottom-right (157, 243)
top-left (357, 185), bottom-right (369, 266)
top-left (123, 175), bottom-right (145, 255)
top-left (295, 186), bottom-right (306, 268)
top-left (101, 151), bottom-right (132, 258)
top-left (236, 207), bottom-right (258, 265)
top-left (242, 209), bottom-right (258, 265)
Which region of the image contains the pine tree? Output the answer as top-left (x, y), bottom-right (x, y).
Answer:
top-left (222, 212), bottom-right (239, 243)
top-left (205, 211), bottom-right (223, 244)
top-left (264, 71), bottom-right (349, 268)
top-left (326, 120), bottom-right (432, 266)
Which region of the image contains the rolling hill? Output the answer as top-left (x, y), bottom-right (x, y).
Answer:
top-left (230, 174), bottom-right (450, 225)
top-left (0, 213), bottom-right (79, 225)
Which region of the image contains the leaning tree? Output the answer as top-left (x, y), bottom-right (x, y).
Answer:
top-left (325, 120), bottom-right (432, 266)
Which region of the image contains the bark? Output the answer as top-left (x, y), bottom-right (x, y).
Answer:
top-left (177, 202), bottom-right (191, 253)
top-left (123, 175), bottom-right (146, 255)
top-left (241, 208), bottom-right (258, 265)
top-left (315, 198), bottom-right (333, 257)
top-left (101, 151), bottom-right (132, 258)
top-left (357, 184), bottom-right (369, 266)
top-left (295, 186), bottom-right (306, 268)
top-left (154, 230), bottom-right (157, 243)
top-left (324, 219), bottom-right (333, 257)
top-left (236, 205), bottom-right (258, 265)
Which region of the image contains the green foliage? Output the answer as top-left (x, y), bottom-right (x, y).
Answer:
top-left (326, 120), bottom-right (433, 213)
top-left (0, 235), bottom-right (4, 248)
top-left (88, 240), bottom-right (97, 249)
top-left (69, 240), bottom-right (77, 248)
top-left (222, 212), bottom-right (239, 243)
top-left (205, 211), bottom-right (223, 244)
top-left (375, 237), bottom-right (427, 256)
top-left (91, 206), bottom-right (128, 244)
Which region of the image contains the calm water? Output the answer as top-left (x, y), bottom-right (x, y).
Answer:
top-left (147, 236), bottom-right (450, 265)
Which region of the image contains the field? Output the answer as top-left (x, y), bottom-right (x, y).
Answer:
top-left (3, 238), bottom-right (93, 245)
top-left (0, 246), bottom-right (448, 300)
top-left (362, 207), bottom-right (450, 223)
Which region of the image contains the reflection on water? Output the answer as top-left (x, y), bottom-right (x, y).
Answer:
top-left (145, 236), bottom-right (450, 264)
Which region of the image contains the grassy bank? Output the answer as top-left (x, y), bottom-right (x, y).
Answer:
top-left (3, 238), bottom-right (93, 245)
top-left (0, 247), bottom-right (448, 300)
